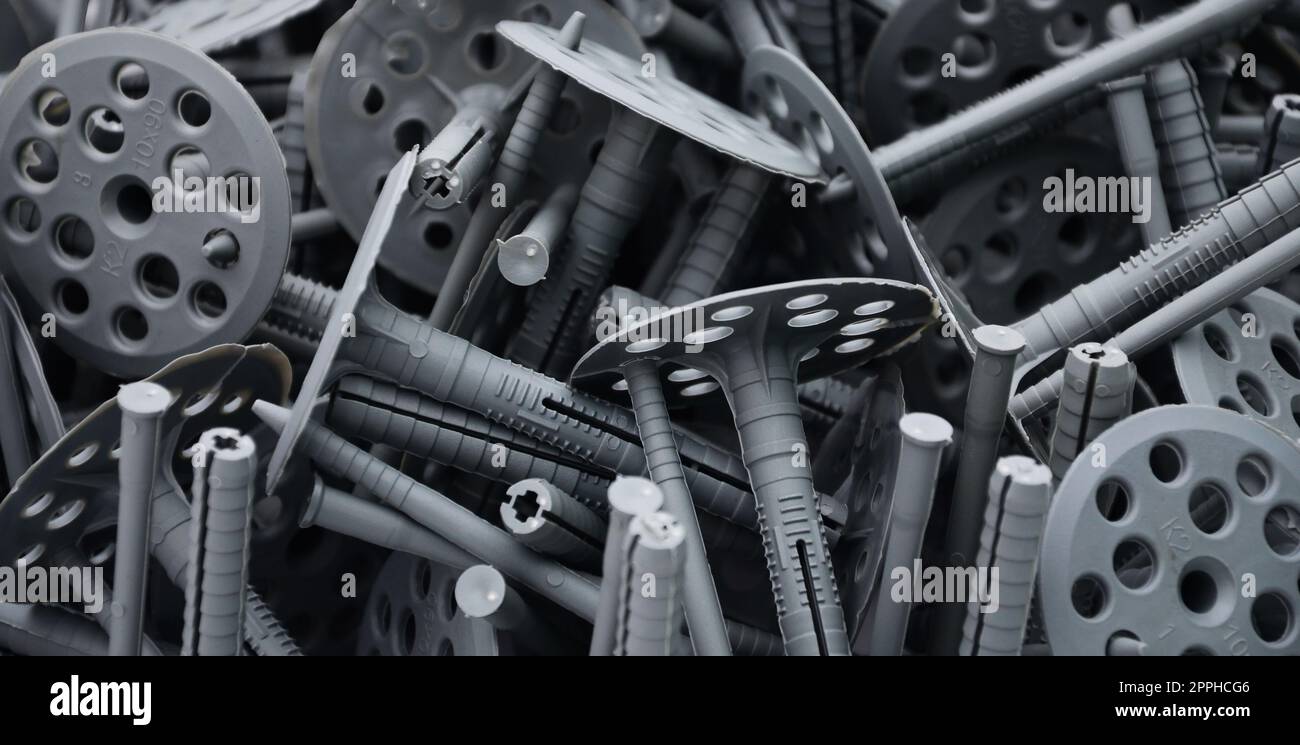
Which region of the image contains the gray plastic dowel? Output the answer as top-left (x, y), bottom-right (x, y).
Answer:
top-left (1258, 94), bottom-right (1300, 173)
top-left (508, 107), bottom-right (676, 376)
top-left (874, 0), bottom-right (1272, 200)
top-left (1145, 58), bottom-right (1226, 227)
top-left (501, 478), bottom-right (606, 570)
top-left (254, 400), bottom-right (602, 619)
top-left (302, 478), bottom-right (477, 571)
top-left (959, 457), bottom-right (1052, 657)
top-left (0, 602), bottom-right (163, 657)
top-left (410, 105), bottom-right (501, 211)
top-left (1011, 221), bottom-right (1300, 419)
top-left (427, 11), bottom-right (588, 332)
top-left (867, 413), bottom-right (952, 657)
top-left (0, 314), bottom-right (32, 482)
top-left (342, 297), bottom-right (760, 526)
top-left (1217, 113), bottom-right (1266, 144)
top-left (455, 564), bottom-right (568, 653)
top-left (497, 184), bottom-right (578, 287)
top-left (241, 589), bottom-right (302, 657)
top-left (661, 164), bottom-right (771, 308)
top-left (1013, 158), bottom-right (1300, 368)
top-left (934, 326), bottom-right (1024, 655)
top-left (182, 429), bottom-right (256, 657)
top-left (591, 476), bottom-right (663, 655)
top-left (615, 511), bottom-right (686, 656)
top-left (1048, 344), bottom-right (1136, 481)
top-left (1194, 50), bottom-right (1235, 132)
top-left (623, 360), bottom-right (731, 656)
top-left (109, 381), bottom-right (170, 657)
top-left (1105, 74), bottom-right (1173, 244)
top-left (327, 377), bottom-right (612, 511)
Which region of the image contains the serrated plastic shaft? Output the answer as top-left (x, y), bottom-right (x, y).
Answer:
top-left (662, 165), bottom-right (771, 307)
top-left (1013, 158), bottom-right (1300, 366)
top-left (501, 478), bottom-right (606, 570)
top-left (1048, 345), bottom-right (1136, 481)
top-left (615, 512), bottom-right (686, 656)
top-left (959, 457), bottom-right (1052, 657)
top-left (182, 430), bottom-right (256, 657)
top-left (1146, 58), bottom-right (1226, 227)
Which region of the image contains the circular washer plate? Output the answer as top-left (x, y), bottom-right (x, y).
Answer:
top-left (496, 20), bottom-right (823, 181)
top-left (357, 551), bottom-right (499, 656)
top-left (0, 29), bottom-right (291, 378)
top-left (305, 0), bottom-right (643, 295)
top-left (921, 136), bottom-right (1142, 325)
top-left (572, 278), bottom-right (937, 406)
top-left (1041, 405), bottom-right (1300, 656)
top-left (860, 0), bottom-right (1180, 143)
top-left (1172, 288), bottom-right (1300, 441)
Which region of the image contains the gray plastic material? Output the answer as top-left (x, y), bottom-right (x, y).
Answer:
top-left (720, 0), bottom-right (773, 57)
top-left (411, 106), bottom-right (501, 211)
top-left (181, 428), bottom-right (256, 657)
top-left (860, 0), bottom-right (1180, 144)
top-left (496, 20), bottom-right (823, 180)
top-left (427, 11), bottom-right (591, 329)
top-left (109, 381), bottom-right (170, 656)
top-left (959, 456), bottom-right (1051, 657)
top-left (455, 564), bottom-right (567, 653)
top-left (873, 0), bottom-right (1272, 202)
top-left (1012, 213), bottom-right (1300, 420)
top-left (304, 0), bottom-right (639, 295)
top-left (1106, 74), bottom-right (1173, 244)
top-left (616, 0), bottom-right (737, 64)
top-left (341, 293), bottom-right (763, 527)
top-left (0, 277), bottom-right (62, 454)
top-left (1049, 344), bottom-right (1136, 482)
top-left (866, 412), bottom-right (952, 657)
top-left (789, 0), bottom-right (854, 111)
top-left (615, 511), bottom-right (686, 656)
top-left (132, 0), bottom-right (323, 53)
top-left (742, 45), bottom-right (915, 280)
top-left (301, 478), bottom-right (477, 572)
top-left (0, 308), bottom-right (33, 483)
top-left (586, 352), bottom-right (731, 655)
top-left (1040, 405), bottom-right (1300, 656)
top-left (919, 136), bottom-right (1143, 325)
top-left (501, 478), bottom-right (606, 570)
top-left (1219, 143), bottom-right (1262, 193)
top-left (1259, 94), bottom-right (1300, 174)
top-left (510, 108), bottom-right (676, 376)
top-left (592, 475), bottom-right (663, 655)
top-left (1218, 113), bottom-right (1267, 145)
top-left (0, 28), bottom-right (292, 377)
top-left (264, 149), bottom-right (417, 494)
top-left (1172, 288), bottom-right (1300, 440)
top-left (933, 325), bottom-right (1025, 654)
top-left (1145, 58), bottom-right (1226, 228)
top-left (1194, 50), bottom-right (1235, 131)
top-left (357, 551), bottom-right (498, 656)
top-left (662, 164), bottom-right (770, 307)
top-left (1012, 158), bottom-right (1300, 372)
top-left (497, 183), bottom-right (577, 286)
top-left (575, 278), bottom-right (937, 656)
top-left (327, 376), bottom-right (613, 511)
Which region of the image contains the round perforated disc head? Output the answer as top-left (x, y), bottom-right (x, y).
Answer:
top-left (0, 344), bottom-right (290, 573)
top-left (1041, 405), bottom-right (1300, 656)
top-left (305, 0), bottom-right (643, 295)
top-left (860, 0), bottom-right (1180, 143)
top-left (572, 278), bottom-right (937, 405)
top-left (920, 136), bottom-right (1141, 325)
top-left (357, 551), bottom-right (499, 656)
top-left (741, 45), bottom-right (915, 280)
top-left (1172, 288), bottom-right (1300, 441)
top-left (0, 29), bottom-right (291, 378)
top-left (496, 21), bottom-right (823, 181)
